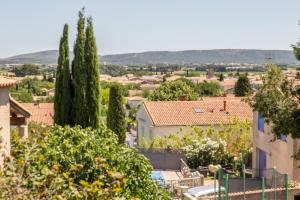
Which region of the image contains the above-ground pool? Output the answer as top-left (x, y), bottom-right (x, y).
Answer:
top-left (151, 171), bottom-right (165, 185)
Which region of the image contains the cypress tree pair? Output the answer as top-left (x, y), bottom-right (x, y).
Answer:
top-left (107, 84), bottom-right (126, 144)
top-left (54, 24), bottom-right (72, 125)
top-left (54, 9), bottom-right (100, 129)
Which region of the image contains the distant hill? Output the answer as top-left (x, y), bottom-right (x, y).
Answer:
top-left (0, 49), bottom-right (299, 65)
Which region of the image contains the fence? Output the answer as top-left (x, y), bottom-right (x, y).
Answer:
top-left (138, 148), bottom-right (186, 170)
top-left (216, 166), bottom-right (288, 200)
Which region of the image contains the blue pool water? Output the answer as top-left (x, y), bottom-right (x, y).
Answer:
top-left (151, 171), bottom-right (165, 185)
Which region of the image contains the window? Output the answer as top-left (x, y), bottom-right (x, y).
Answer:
top-left (194, 108), bottom-right (204, 113)
top-left (280, 134), bottom-right (287, 142)
top-left (258, 112), bottom-right (264, 132)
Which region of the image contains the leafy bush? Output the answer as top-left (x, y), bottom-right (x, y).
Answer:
top-left (141, 119), bottom-right (252, 167)
top-left (148, 80), bottom-right (198, 101)
top-left (183, 138), bottom-right (233, 169)
top-left (196, 81), bottom-right (223, 97)
top-left (0, 125), bottom-right (170, 200)
top-left (12, 64), bottom-right (41, 77)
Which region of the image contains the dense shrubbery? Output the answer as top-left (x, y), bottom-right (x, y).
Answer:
top-left (10, 78), bottom-right (55, 102)
top-left (12, 64), bottom-right (41, 77)
top-left (0, 125), bottom-right (170, 200)
top-left (141, 119), bottom-right (252, 169)
top-left (196, 81), bottom-right (222, 97)
top-left (184, 138), bottom-right (233, 169)
top-left (148, 80), bottom-right (198, 101)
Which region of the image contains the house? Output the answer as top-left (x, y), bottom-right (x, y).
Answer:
top-left (0, 77), bottom-right (31, 164)
top-left (136, 98), bottom-right (253, 145)
top-left (252, 112), bottom-right (300, 181)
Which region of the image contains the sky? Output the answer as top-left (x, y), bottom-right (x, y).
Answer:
top-left (1, 0), bottom-right (300, 58)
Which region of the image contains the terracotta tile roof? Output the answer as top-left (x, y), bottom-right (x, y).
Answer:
top-left (21, 103), bottom-right (54, 125)
top-left (143, 98), bottom-right (253, 126)
top-left (0, 77), bottom-right (16, 88)
top-left (10, 97), bottom-right (31, 117)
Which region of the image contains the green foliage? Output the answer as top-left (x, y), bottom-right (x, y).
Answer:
top-left (234, 75), bottom-right (252, 97)
top-left (107, 84), bottom-right (126, 144)
top-left (12, 64), bottom-right (41, 77)
top-left (100, 65), bottom-right (127, 77)
top-left (142, 89), bottom-right (151, 98)
top-left (148, 80), bottom-right (198, 101)
top-left (0, 125), bottom-right (170, 199)
top-left (10, 78), bottom-right (54, 103)
top-left (85, 17), bottom-right (100, 129)
top-left (11, 91), bottom-right (34, 103)
top-left (197, 81), bottom-right (222, 97)
top-left (249, 64), bottom-right (300, 138)
top-left (60, 25), bottom-right (73, 126)
top-left (11, 78), bottom-right (54, 96)
top-left (40, 95), bottom-right (55, 103)
top-left (141, 119), bottom-right (252, 167)
top-left (100, 88), bottom-right (110, 116)
top-left (55, 24), bottom-right (72, 125)
top-left (219, 73), bottom-right (224, 81)
top-left (184, 138), bottom-right (233, 169)
top-left (100, 81), bottom-right (138, 97)
top-left (72, 9), bottom-right (88, 128)
top-left (176, 77), bottom-right (195, 89)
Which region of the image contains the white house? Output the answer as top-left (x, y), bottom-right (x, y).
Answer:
top-left (252, 111), bottom-right (300, 181)
top-left (136, 97), bottom-right (253, 145)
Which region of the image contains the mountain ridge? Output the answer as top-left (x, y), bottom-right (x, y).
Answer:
top-left (0, 49), bottom-right (298, 65)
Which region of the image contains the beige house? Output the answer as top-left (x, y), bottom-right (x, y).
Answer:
top-left (252, 111), bottom-right (300, 181)
top-left (136, 98), bottom-right (253, 145)
top-left (0, 77), bottom-right (31, 165)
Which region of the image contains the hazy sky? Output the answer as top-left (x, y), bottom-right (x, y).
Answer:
top-left (1, 0), bottom-right (300, 58)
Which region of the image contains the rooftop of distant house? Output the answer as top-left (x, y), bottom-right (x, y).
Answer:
top-left (21, 103), bottom-right (54, 125)
top-left (142, 97), bottom-right (253, 126)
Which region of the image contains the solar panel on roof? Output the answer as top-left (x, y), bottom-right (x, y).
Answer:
top-left (194, 108), bottom-right (203, 113)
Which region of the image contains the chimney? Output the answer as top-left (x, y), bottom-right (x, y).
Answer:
top-left (35, 100), bottom-right (40, 108)
top-left (179, 95), bottom-right (187, 101)
top-left (223, 100), bottom-right (227, 111)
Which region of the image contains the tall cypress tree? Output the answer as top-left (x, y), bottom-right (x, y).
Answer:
top-left (85, 17), bottom-right (100, 128)
top-left (107, 84), bottom-right (126, 144)
top-left (54, 26), bottom-right (65, 125)
top-left (72, 9), bottom-right (88, 127)
top-left (60, 24), bottom-right (72, 125)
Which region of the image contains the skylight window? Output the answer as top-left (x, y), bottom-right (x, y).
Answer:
top-left (194, 108), bottom-right (204, 113)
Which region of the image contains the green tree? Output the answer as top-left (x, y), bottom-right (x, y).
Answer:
top-left (0, 125), bottom-right (170, 200)
top-left (234, 75), bottom-right (252, 97)
top-left (107, 84), bottom-right (126, 143)
top-left (219, 73), bottom-right (224, 81)
top-left (85, 17), bottom-right (100, 128)
top-left (54, 27), bottom-right (66, 125)
top-left (197, 81), bottom-right (222, 97)
top-left (60, 24), bottom-right (72, 125)
top-left (12, 64), bottom-right (40, 77)
top-left (176, 77), bottom-right (196, 89)
top-left (149, 80), bottom-right (198, 101)
top-left (249, 64), bottom-right (300, 139)
top-left (72, 9), bottom-right (88, 127)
